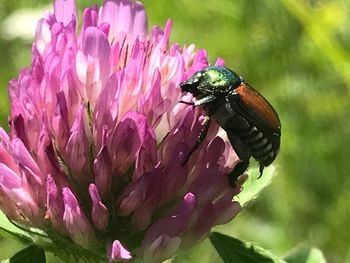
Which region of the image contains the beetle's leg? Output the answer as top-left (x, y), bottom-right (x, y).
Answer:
top-left (181, 116), bottom-right (211, 166)
top-left (258, 163), bottom-right (265, 178)
top-left (179, 100), bottom-right (195, 106)
top-left (229, 160), bottom-right (250, 187)
top-left (179, 94), bottom-right (216, 107)
top-left (193, 95), bottom-right (217, 106)
top-left (226, 90), bottom-right (239, 104)
top-left (226, 132), bottom-right (251, 187)
top-left (224, 92), bottom-right (240, 116)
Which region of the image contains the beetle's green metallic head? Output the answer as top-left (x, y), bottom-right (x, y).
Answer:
top-left (180, 66), bottom-right (243, 97)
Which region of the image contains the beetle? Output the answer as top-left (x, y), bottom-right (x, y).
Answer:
top-left (180, 66), bottom-right (281, 186)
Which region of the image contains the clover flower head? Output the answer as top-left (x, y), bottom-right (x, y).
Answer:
top-left (0, 0), bottom-right (243, 262)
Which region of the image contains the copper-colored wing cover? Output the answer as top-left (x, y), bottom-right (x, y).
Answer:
top-left (235, 84), bottom-right (281, 136)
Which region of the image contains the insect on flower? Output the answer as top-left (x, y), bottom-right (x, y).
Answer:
top-left (180, 66), bottom-right (281, 186)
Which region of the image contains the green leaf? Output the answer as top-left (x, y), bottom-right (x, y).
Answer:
top-left (284, 246), bottom-right (327, 263)
top-left (9, 244), bottom-right (46, 263)
top-left (209, 232), bottom-right (285, 263)
top-left (236, 166), bottom-right (276, 206)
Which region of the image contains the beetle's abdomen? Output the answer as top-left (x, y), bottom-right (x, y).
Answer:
top-left (239, 125), bottom-right (278, 166)
top-left (210, 102), bottom-right (279, 167)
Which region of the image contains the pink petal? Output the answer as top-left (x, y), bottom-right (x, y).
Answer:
top-left (186, 48), bottom-right (209, 77)
top-left (158, 19), bottom-right (172, 52)
top-left (118, 169), bottom-right (160, 225)
top-left (65, 106), bottom-right (89, 179)
top-left (46, 175), bottom-right (67, 234)
top-left (138, 69), bottom-right (166, 128)
top-left (141, 193), bottom-right (197, 262)
top-left (89, 184), bottom-right (109, 230)
top-left (10, 114), bottom-right (30, 150)
top-left (214, 196), bottom-right (241, 225)
top-left (99, 0), bottom-right (147, 44)
top-left (93, 73), bottom-right (120, 148)
top-left (215, 57), bottom-right (225, 66)
top-left (0, 130), bottom-right (18, 173)
top-left (62, 187), bottom-right (96, 247)
top-left (54, 0), bottom-right (77, 27)
top-left (51, 91), bottom-right (70, 153)
top-left (133, 124), bottom-right (157, 179)
top-left (181, 203), bottom-right (215, 248)
top-left (81, 26), bottom-right (112, 105)
top-left (108, 240), bottom-right (132, 262)
top-left (93, 145), bottom-right (112, 197)
top-left (143, 236), bottom-right (181, 263)
top-left (36, 122), bottom-right (53, 175)
top-left (82, 6), bottom-right (98, 29)
top-left (108, 111), bottom-right (153, 176)
top-left (34, 18), bottom-right (52, 56)
top-left (0, 163), bottom-right (21, 189)
top-left (11, 137), bottom-right (43, 184)
top-left (0, 164), bottom-right (43, 226)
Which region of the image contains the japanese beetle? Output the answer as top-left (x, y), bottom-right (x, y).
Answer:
top-left (180, 66), bottom-right (281, 186)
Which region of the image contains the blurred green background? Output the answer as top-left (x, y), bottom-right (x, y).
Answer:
top-left (0, 0), bottom-right (350, 262)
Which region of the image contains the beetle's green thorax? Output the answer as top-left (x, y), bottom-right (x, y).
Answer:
top-left (180, 66), bottom-right (242, 97)
top-left (203, 67), bottom-right (239, 90)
